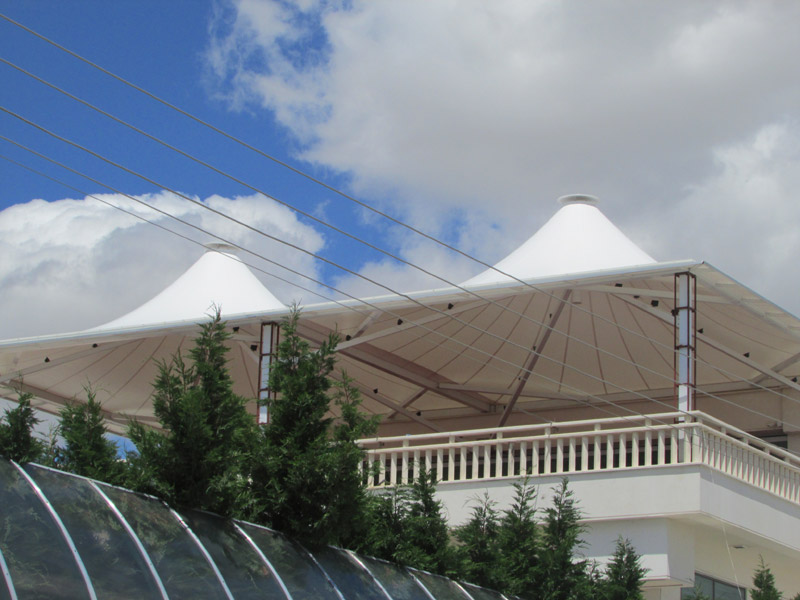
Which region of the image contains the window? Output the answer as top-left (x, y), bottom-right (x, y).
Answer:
top-left (681, 573), bottom-right (746, 600)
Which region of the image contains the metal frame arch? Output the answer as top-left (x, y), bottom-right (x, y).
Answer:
top-left (168, 507), bottom-right (235, 600)
top-left (0, 546), bottom-right (17, 600)
top-left (343, 550), bottom-right (393, 600)
top-left (88, 481), bottom-right (169, 600)
top-left (294, 542), bottom-right (346, 600)
top-left (231, 521), bottom-right (293, 600)
top-left (10, 461), bottom-right (98, 600)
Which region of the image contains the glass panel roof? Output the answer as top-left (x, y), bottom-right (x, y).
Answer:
top-left (0, 458), bottom-right (508, 600)
top-left (26, 465), bottom-right (163, 599)
top-left (0, 460), bottom-right (90, 599)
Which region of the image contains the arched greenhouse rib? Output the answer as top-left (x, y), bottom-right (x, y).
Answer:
top-left (0, 458), bottom-right (509, 600)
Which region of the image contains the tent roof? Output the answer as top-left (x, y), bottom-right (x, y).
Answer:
top-left (463, 195), bottom-right (656, 286)
top-left (95, 244), bottom-right (285, 331)
top-left (3, 200), bottom-right (800, 436)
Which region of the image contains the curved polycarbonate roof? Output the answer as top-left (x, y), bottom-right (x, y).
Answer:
top-left (0, 458), bottom-right (507, 599)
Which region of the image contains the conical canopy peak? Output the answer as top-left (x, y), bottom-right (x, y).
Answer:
top-left (463, 195), bottom-right (656, 286)
top-left (95, 245), bottom-right (286, 330)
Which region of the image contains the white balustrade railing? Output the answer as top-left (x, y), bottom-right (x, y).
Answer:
top-left (357, 411), bottom-right (800, 505)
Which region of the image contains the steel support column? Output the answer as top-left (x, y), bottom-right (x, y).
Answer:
top-left (258, 322), bottom-right (280, 425)
top-left (674, 272), bottom-right (697, 417)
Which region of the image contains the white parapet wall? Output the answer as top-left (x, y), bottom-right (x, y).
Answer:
top-left (360, 411), bottom-right (800, 597)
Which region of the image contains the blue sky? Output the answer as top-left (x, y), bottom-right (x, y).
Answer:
top-left (3, 1), bottom-right (800, 341)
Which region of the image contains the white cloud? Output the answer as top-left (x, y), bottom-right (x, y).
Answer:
top-left (646, 122), bottom-right (800, 315)
top-left (0, 191), bottom-right (327, 339)
top-left (206, 1), bottom-right (800, 316)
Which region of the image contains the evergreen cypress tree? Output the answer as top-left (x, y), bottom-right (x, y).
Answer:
top-left (126, 310), bottom-right (256, 517)
top-left (251, 308), bottom-right (377, 548)
top-left (497, 478), bottom-right (540, 598)
top-left (456, 492), bottom-right (501, 590)
top-left (600, 537), bottom-right (646, 600)
top-left (59, 388), bottom-right (123, 484)
top-left (319, 372), bottom-right (379, 548)
top-left (361, 484), bottom-right (412, 562)
top-left (397, 468), bottom-right (456, 576)
top-left (752, 557), bottom-right (783, 600)
top-left (538, 478), bottom-right (591, 600)
top-left (0, 392), bottom-right (44, 463)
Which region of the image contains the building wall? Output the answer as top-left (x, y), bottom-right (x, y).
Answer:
top-left (431, 465), bottom-right (800, 597)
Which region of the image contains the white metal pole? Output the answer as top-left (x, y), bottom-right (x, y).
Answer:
top-left (675, 272), bottom-right (696, 418)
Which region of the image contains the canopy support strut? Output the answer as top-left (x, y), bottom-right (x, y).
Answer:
top-left (675, 272), bottom-right (696, 418)
top-left (258, 322), bottom-right (280, 424)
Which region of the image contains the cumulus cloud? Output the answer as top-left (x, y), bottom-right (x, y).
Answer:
top-left (647, 122), bottom-right (800, 314)
top-left (205, 0), bottom-right (800, 316)
top-left (0, 191), bottom-right (327, 339)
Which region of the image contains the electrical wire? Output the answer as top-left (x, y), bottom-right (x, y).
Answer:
top-left (2, 15), bottom-right (799, 436)
top-left (2, 49), bottom-right (796, 418)
top-left (0, 147), bottom-right (673, 430)
top-left (3, 95), bottom-right (798, 432)
top-left (6, 16), bottom-right (791, 401)
top-left (4, 136), bottom-right (800, 440)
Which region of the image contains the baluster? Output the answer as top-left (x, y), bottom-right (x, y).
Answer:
top-left (496, 434), bottom-right (504, 477)
top-left (606, 434), bottom-right (614, 469)
top-left (460, 446), bottom-right (467, 480)
top-left (391, 452), bottom-right (398, 485)
top-left (400, 440), bottom-right (408, 485)
top-left (569, 437), bottom-right (577, 472)
top-left (632, 432), bottom-right (640, 468)
top-left (581, 436), bottom-right (589, 471)
top-left (683, 426), bottom-right (692, 463)
top-left (619, 433), bottom-right (627, 468)
top-left (670, 429), bottom-right (678, 464)
top-left (413, 450), bottom-right (421, 482)
top-left (520, 440), bottom-right (528, 475)
top-left (593, 433), bottom-right (602, 470)
top-left (449, 437), bottom-right (456, 481)
top-left (437, 448), bottom-right (444, 482)
top-left (544, 439), bottom-right (552, 475)
top-left (472, 445), bottom-right (480, 479)
top-left (556, 438), bottom-right (564, 474)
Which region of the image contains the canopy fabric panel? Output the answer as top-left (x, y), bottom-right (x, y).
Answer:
top-left (2, 262), bottom-right (800, 436)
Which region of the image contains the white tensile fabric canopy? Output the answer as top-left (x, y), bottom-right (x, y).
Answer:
top-left (2, 198), bottom-right (800, 436)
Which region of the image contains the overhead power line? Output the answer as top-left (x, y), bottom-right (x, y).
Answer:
top-left (3, 135), bottom-right (799, 437)
top-left (2, 25), bottom-right (792, 414)
top-left (1, 14), bottom-right (797, 431)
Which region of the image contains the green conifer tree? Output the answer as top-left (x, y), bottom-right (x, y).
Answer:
top-left (251, 308), bottom-right (377, 548)
top-left (126, 311), bottom-right (256, 517)
top-left (538, 478), bottom-right (591, 600)
top-left (497, 478), bottom-right (540, 598)
top-left (323, 373), bottom-right (380, 548)
top-left (0, 392), bottom-right (44, 463)
top-left (397, 468), bottom-right (457, 576)
top-left (600, 537), bottom-right (646, 600)
top-left (361, 484), bottom-right (412, 562)
top-left (752, 557), bottom-right (783, 600)
top-left (456, 492), bottom-right (501, 590)
top-left (59, 388), bottom-right (123, 484)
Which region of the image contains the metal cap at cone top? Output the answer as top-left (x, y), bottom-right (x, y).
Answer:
top-left (558, 194), bottom-right (599, 206)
